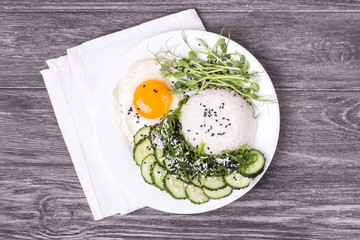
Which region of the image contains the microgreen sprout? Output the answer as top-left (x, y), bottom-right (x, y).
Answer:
top-left (153, 27), bottom-right (275, 118)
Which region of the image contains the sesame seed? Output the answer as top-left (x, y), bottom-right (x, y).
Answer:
top-left (153, 89), bottom-right (158, 93)
top-left (143, 85), bottom-right (146, 88)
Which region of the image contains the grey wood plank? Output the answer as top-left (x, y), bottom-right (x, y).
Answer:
top-left (1, 88), bottom-right (360, 238)
top-left (2, 0), bottom-right (360, 11)
top-left (1, 89), bottom-right (360, 165)
top-left (1, 12), bottom-right (359, 89)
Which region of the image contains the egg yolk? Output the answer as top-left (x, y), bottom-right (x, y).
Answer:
top-left (133, 80), bottom-right (172, 119)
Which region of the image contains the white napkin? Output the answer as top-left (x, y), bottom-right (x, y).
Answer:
top-left (41, 9), bottom-right (205, 220)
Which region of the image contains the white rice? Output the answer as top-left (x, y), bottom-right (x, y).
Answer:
top-left (180, 88), bottom-right (256, 155)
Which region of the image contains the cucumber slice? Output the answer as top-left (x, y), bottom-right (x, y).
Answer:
top-left (154, 147), bottom-right (164, 166)
top-left (141, 155), bottom-right (157, 184)
top-left (133, 126), bottom-right (151, 144)
top-left (178, 172), bottom-right (191, 184)
top-left (164, 174), bottom-right (186, 199)
top-left (224, 171), bottom-right (252, 189)
top-left (133, 138), bottom-right (153, 166)
top-left (151, 163), bottom-right (167, 190)
top-left (241, 149), bottom-right (266, 178)
top-left (185, 185), bottom-right (209, 204)
top-left (203, 186), bottom-right (233, 199)
top-left (190, 176), bottom-right (202, 187)
top-left (199, 175), bottom-right (226, 190)
top-left (164, 158), bottom-right (174, 172)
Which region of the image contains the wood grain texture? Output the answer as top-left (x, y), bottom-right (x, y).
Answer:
top-left (1, 1), bottom-right (360, 239)
top-left (0, 12), bottom-right (359, 89)
top-left (1, 88), bottom-right (360, 239)
top-left (2, 0), bottom-right (360, 11)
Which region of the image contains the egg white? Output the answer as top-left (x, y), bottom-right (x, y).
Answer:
top-left (111, 59), bottom-right (183, 145)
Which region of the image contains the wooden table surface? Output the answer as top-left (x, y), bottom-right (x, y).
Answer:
top-left (1, 1), bottom-right (360, 239)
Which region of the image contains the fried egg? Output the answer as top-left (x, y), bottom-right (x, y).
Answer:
top-left (111, 59), bottom-right (183, 145)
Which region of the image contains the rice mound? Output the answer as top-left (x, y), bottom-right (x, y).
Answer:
top-left (180, 88), bottom-right (256, 155)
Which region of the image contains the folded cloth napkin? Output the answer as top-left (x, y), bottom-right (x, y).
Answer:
top-left (41, 9), bottom-right (205, 220)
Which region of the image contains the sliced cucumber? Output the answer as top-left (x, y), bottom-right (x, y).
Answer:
top-left (133, 138), bottom-right (153, 166)
top-left (190, 176), bottom-right (202, 187)
top-left (154, 147), bottom-right (164, 166)
top-left (185, 185), bottom-right (209, 204)
top-left (164, 174), bottom-right (186, 199)
top-left (224, 171), bottom-right (252, 189)
top-left (241, 149), bottom-right (266, 178)
top-left (164, 158), bottom-right (174, 172)
top-left (203, 186), bottom-right (233, 199)
top-left (199, 175), bottom-right (226, 190)
top-left (133, 126), bottom-right (151, 145)
top-left (151, 163), bottom-right (167, 190)
top-left (141, 155), bottom-right (156, 184)
top-left (178, 172), bottom-right (191, 184)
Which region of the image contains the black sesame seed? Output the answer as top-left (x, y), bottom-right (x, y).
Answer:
top-left (187, 129), bottom-right (190, 132)
top-left (143, 85), bottom-right (146, 88)
top-left (137, 108), bottom-right (140, 110)
top-left (153, 89), bottom-right (158, 93)
top-left (211, 133), bottom-right (215, 137)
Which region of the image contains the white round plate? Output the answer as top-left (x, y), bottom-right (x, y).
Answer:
top-left (95, 30), bottom-right (280, 214)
